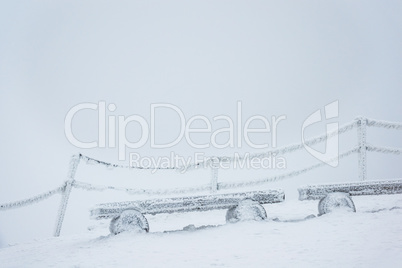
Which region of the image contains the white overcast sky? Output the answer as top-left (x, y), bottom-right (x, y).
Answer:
top-left (0, 1), bottom-right (402, 245)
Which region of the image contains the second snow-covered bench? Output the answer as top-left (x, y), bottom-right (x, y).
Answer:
top-left (298, 179), bottom-right (402, 201)
top-left (298, 179), bottom-right (402, 215)
top-left (90, 189), bottom-right (285, 234)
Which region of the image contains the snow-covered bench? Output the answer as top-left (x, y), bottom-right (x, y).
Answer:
top-left (298, 179), bottom-right (402, 215)
top-left (298, 179), bottom-right (402, 201)
top-left (90, 189), bottom-right (285, 234)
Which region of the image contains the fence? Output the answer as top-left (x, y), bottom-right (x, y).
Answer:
top-left (0, 116), bottom-right (401, 237)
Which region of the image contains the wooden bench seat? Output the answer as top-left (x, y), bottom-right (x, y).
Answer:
top-left (90, 189), bottom-right (285, 234)
top-left (298, 179), bottom-right (402, 201)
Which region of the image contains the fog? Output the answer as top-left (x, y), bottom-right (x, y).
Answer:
top-left (1, 1), bottom-right (402, 246)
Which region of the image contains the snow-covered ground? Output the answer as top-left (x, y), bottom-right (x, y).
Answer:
top-left (1, 194), bottom-right (401, 267)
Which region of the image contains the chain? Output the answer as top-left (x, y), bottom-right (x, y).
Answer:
top-left (218, 147), bottom-right (359, 190)
top-left (0, 184), bottom-right (65, 211)
top-left (366, 118), bottom-right (402, 130)
top-left (367, 145), bottom-right (402, 155)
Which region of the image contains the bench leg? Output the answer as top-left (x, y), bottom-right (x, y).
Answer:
top-left (109, 209), bottom-right (149, 235)
top-left (226, 199), bottom-right (267, 223)
top-left (318, 192), bottom-right (356, 216)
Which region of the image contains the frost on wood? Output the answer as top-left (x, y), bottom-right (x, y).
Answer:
top-left (90, 189), bottom-right (284, 220)
top-left (298, 179), bottom-right (402, 201)
top-left (226, 199), bottom-right (267, 223)
top-left (73, 180), bottom-right (212, 196)
top-left (54, 154), bottom-right (81, 237)
top-left (357, 117), bottom-right (367, 181)
top-left (318, 192), bottom-right (356, 215)
top-left (109, 209), bottom-right (149, 235)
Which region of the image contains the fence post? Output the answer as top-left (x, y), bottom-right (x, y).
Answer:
top-left (210, 157), bottom-right (219, 192)
top-left (54, 154), bottom-right (81, 237)
top-left (357, 117), bottom-right (367, 181)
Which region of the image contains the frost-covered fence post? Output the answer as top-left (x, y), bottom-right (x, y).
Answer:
top-left (357, 117), bottom-right (367, 181)
top-left (54, 154), bottom-right (81, 237)
top-left (210, 157), bottom-right (219, 193)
